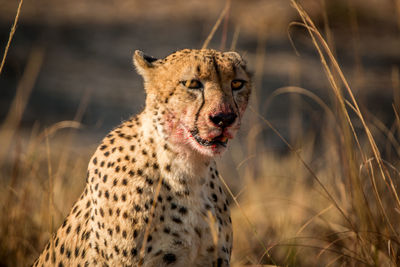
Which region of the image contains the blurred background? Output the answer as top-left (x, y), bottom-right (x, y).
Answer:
top-left (1, 0), bottom-right (400, 266)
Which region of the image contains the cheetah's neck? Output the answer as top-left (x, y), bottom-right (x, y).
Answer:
top-left (139, 107), bottom-right (212, 187)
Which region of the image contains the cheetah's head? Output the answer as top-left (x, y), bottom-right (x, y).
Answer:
top-left (134, 49), bottom-right (252, 158)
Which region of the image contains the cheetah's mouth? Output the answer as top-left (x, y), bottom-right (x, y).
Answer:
top-left (190, 129), bottom-right (228, 148)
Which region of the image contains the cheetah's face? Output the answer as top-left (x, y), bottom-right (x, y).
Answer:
top-left (134, 49), bottom-right (252, 157)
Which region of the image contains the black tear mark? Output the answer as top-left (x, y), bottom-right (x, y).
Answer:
top-left (211, 55), bottom-right (222, 86)
top-left (193, 82), bottom-right (206, 134)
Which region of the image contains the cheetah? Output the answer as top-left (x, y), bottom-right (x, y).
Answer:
top-left (33, 48), bottom-right (252, 266)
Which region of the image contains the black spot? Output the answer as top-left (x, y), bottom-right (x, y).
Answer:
top-left (171, 216), bottom-right (182, 224)
top-left (210, 181), bottom-right (214, 189)
top-left (207, 246), bottom-right (215, 252)
top-left (165, 165), bottom-right (171, 172)
top-left (92, 157), bottom-right (97, 165)
top-left (212, 193), bottom-right (218, 202)
top-left (178, 206), bottom-right (187, 215)
top-left (131, 248), bottom-right (137, 256)
top-left (136, 187), bottom-right (143, 194)
top-left (194, 227), bottom-right (202, 238)
top-left (163, 253), bottom-right (177, 264)
top-left (163, 181), bottom-right (171, 191)
top-left (155, 250), bottom-right (163, 256)
top-left (145, 177), bottom-right (153, 185)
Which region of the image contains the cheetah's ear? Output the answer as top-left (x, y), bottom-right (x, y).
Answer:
top-left (223, 51), bottom-right (247, 69)
top-left (133, 50), bottom-right (158, 78)
top-left (223, 51), bottom-right (243, 62)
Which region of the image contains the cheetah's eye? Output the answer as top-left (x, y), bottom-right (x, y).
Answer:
top-left (181, 80), bottom-right (203, 90)
top-left (231, 80), bottom-right (246, 91)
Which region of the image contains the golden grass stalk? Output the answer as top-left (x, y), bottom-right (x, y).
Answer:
top-left (202, 0), bottom-right (231, 49)
top-left (139, 176), bottom-right (163, 261)
top-left (229, 26), bottom-right (240, 51)
top-left (0, 0), bottom-right (24, 75)
top-left (45, 131), bottom-right (55, 263)
top-left (218, 173), bottom-right (276, 265)
top-left (291, 1), bottom-right (400, 238)
top-left (0, 47), bottom-right (44, 167)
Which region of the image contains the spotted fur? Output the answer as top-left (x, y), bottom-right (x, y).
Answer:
top-left (33, 49), bottom-right (252, 267)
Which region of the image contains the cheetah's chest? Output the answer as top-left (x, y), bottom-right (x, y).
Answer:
top-left (143, 171), bottom-right (232, 267)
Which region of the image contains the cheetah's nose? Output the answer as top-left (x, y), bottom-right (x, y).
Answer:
top-left (209, 112), bottom-right (237, 128)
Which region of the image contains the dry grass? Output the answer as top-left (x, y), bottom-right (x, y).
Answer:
top-left (1, 0), bottom-right (400, 266)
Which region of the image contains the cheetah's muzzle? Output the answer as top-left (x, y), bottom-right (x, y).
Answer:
top-left (190, 129), bottom-right (228, 148)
